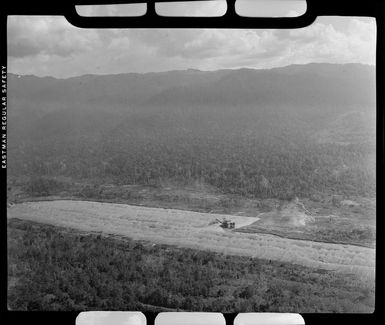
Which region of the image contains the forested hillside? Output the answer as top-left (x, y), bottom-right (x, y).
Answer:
top-left (7, 63), bottom-right (376, 200)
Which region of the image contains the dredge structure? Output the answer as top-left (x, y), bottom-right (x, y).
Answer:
top-left (215, 217), bottom-right (235, 229)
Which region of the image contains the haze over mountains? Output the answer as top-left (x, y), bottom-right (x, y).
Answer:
top-left (8, 63), bottom-right (375, 145)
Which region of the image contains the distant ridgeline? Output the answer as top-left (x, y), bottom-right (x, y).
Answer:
top-left (7, 63), bottom-right (376, 199)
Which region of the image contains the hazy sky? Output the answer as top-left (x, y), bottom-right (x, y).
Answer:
top-left (234, 313), bottom-right (305, 325)
top-left (76, 312), bottom-right (146, 325)
top-left (7, 1), bottom-right (376, 78)
top-left (155, 312), bottom-right (225, 325)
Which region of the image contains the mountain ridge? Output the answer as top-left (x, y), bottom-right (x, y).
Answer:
top-left (8, 62), bottom-right (374, 80)
top-left (8, 62), bottom-right (376, 146)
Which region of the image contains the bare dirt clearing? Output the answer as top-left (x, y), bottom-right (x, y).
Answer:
top-left (7, 200), bottom-right (374, 275)
top-left (239, 199), bottom-right (375, 248)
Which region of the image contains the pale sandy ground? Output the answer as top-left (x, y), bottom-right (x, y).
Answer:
top-left (7, 200), bottom-right (375, 276)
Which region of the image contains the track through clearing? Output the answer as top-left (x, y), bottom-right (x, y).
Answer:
top-left (7, 200), bottom-right (375, 276)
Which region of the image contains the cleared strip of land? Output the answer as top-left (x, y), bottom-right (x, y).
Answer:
top-left (7, 200), bottom-right (375, 275)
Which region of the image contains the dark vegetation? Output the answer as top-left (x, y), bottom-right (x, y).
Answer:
top-left (8, 132), bottom-right (375, 200)
top-left (8, 219), bottom-right (375, 312)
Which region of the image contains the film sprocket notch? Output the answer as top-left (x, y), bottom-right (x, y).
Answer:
top-left (2, 0), bottom-right (384, 28)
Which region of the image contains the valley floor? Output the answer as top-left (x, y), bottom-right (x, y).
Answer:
top-left (7, 200), bottom-right (375, 275)
top-left (6, 180), bottom-right (376, 312)
top-left (7, 178), bottom-right (376, 248)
